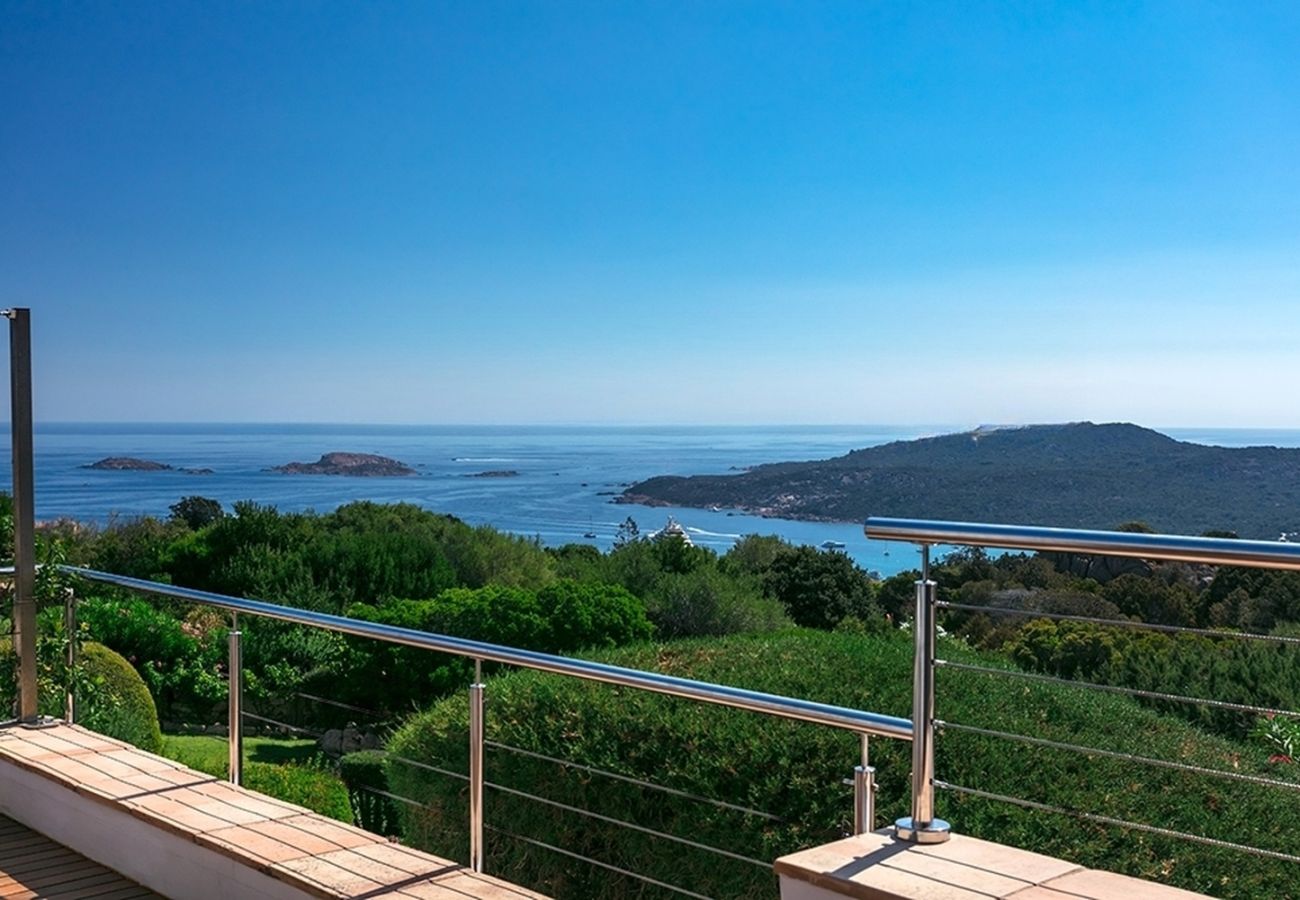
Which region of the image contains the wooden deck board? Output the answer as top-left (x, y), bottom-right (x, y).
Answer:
top-left (0, 814), bottom-right (165, 899)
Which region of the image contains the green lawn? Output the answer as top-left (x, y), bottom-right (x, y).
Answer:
top-left (160, 733), bottom-right (321, 778)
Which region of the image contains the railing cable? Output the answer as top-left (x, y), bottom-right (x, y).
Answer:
top-left (937, 721), bottom-right (1300, 791)
top-left (934, 781), bottom-right (1300, 865)
top-left (485, 781), bottom-right (772, 870)
top-left (485, 824), bottom-right (715, 900)
top-left (486, 741), bottom-right (782, 822)
top-left (937, 660), bottom-right (1300, 719)
top-left (938, 602), bottom-right (1300, 646)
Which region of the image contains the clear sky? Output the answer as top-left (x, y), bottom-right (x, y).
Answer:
top-left (2, 1), bottom-right (1297, 425)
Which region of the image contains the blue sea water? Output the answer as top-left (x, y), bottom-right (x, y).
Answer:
top-left (1, 423), bottom-right (1297, 578)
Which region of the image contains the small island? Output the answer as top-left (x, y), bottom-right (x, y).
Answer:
top-left (269, 452), bottom-right (417, 477)
top-left (465, 470), bottom-right (520, 478)
top-left (83, 457), bottom-right (173, 471)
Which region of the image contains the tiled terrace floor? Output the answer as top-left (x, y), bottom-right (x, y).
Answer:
top-left (0, 723), bottom-right (546, 900)
top-left (0, 814), bottom-right (162, 899)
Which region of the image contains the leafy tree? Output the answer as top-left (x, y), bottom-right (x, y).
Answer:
top-left (169, 496), bottom-right (225, 530)
top-left (613, 516), bottom-right (641, 548)
top-left (722, 534), bottom-right (790, 576)
top-left (763, 546), bottom-right (879, 630)
top-left (644, 568), bottom-right (787, 638)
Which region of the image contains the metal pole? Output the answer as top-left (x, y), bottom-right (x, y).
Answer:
top-left (895, 545), bottom-right (950, 843)
top-left (6, 309), bottom-right (38, 724)
top-left (228, 617), bottom-right (243, 785)
top-left (853, 733), bottom-right (875, 834)
top-left (64, 589), bottom-right (76, 724)
top-left (468, 658), bottom-right (485, 873)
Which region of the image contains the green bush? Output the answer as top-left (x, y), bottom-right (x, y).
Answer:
top-left (387, 630), bottom-right (1298, 900)
top-left (644, 568), bottom-right (789, 638)
top-left (78, 595), bottom-right (227, 720)
top-left (341, 581), bottom-right (653, 714)
top-left (340, 750), bottom-right (401, 836)
top-left (244, 761), bottom-right (353, 823)
top-left (76, 642), bottom-right (164, 753)
top-left (0, 633), bottom-right (162, 754)
top-left (762, 545), bottom-right (879, 629)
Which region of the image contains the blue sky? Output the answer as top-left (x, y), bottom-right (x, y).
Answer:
top-left (2, 2), bottom-right (1297, 425)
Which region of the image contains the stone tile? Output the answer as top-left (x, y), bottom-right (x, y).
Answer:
top-left (1042, 869), bottom-right (1213, 899)
top-left (125, 793), bottom-right (239, 833)
top-left (271, 850), bottom-right (389, 896)
top-left (271, 813), bottom-right (381, 850)
top-left (912, 835), bottom-right (1082, 885)
top-left (1005, 888), bottom-right (1085, 899)
top-left (776, 830), bottom-right (1215, 900)
top-left (98, 747), bottom-right (184, 774)
top-left (186, 780), bottom-right (303, 820)
top-left (348, 840), bottom-right (458, 876)
top-left (390, 871), bottom-right (551, 899)
top-left (0, 723), bottom-right (548, 899)
top-left (246, 816), bottom-right (379, 854)
top-left (201, 824), bottom-right (314, 865)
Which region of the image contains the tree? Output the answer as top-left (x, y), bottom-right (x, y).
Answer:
top-left (763, 546), bottom-right (879, 630)
top-left (722, 534), bottom-right (789, 576)
top-left (613, 517), bottom-right (641, 548)
top-left (169, 496), bottom-right (225, 529)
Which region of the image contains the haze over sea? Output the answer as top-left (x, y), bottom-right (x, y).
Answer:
top-left (3, 423), bottom-right (1298, 578)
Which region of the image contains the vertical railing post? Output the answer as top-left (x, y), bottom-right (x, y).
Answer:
top-left (6, 308), bottom-right (39, 724)
top-left (468, 658), bottom-right (485, 873)
top-left (895, 545), bottom-right (950, 843)
top-left (852, 733), bottom-right (875, 834)
top-left (228, 615), bottom-right (243, 785)
top-left (64, 589), bottom-right (77, 724)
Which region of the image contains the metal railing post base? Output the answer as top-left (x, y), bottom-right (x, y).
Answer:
top-left (893, 816), bottom-right (951, 844)
top-left (3, 717), bottom-right (60, 730)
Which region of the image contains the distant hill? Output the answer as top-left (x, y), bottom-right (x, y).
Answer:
top-left (618, 423), bottom-right (1300, 538)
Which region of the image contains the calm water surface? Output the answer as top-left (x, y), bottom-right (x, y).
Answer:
top-left (2, 424), bottom-right (1296, 578)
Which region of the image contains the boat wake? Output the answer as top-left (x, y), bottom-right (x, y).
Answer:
top-left (685, 526), bottom-right (742, 539)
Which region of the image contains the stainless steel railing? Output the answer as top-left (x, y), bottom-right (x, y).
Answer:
top-left (864, 515), bottom-right (1300, 862)
top-left (51, 564), bottom-right (909, 880)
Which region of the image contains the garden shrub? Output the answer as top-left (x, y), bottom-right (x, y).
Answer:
top-left (643, 568), bottom-right (789, 637)
top-left (340, 749), bottom-right (401, 836)
top-left (244, 761), bottom-right (353, 823)
top-left (339, 581), bottom-right (653, 714)
top-left (0, 634), bottom-right (162, 754)
top-left (77, 594), bottom-right (226, 720)
top-left (387, 630), bottom-right (1298, 900)
top-left (76, 642), bottom-right (164, 753)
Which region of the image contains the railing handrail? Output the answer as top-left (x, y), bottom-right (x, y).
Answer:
top-left (864, 517), bottom-right (1300, 571)
top-left (57, 565), bottom-right (913, 741)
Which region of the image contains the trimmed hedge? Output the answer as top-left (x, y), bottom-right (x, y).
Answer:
top-left (387, 630), bottom-right (1299, 900)
top-left (0, 635), bottom-right (162, 754)
top-left (340, 750), bottom-right (401, 836)
top-left (76, 642), bottom-right (164, 753)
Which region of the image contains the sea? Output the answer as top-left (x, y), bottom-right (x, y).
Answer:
top-left (2, 424), bottom-right (1298, 579)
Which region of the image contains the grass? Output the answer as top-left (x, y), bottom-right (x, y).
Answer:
top-left (160, 734), bottom-right (321, 777)
top-left (159, 733), bottom-right (353, 823)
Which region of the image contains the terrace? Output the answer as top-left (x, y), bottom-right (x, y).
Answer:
top-left (4, 307), bottom-right (1298, 898)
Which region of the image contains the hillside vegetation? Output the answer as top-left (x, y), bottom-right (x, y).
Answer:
top-left (620, 423), bottom-right (1300, 538)
top-left (388, 630), bottom-right (1297, 900)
